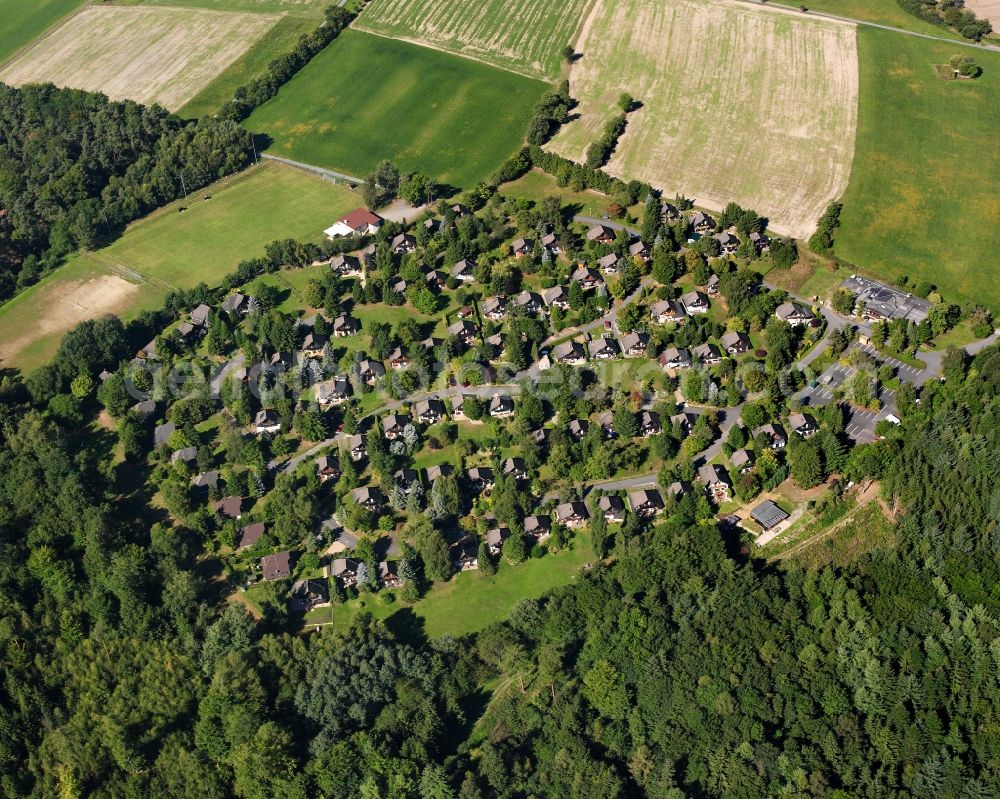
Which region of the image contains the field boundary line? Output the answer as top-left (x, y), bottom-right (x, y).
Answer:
top-left (0, 0), bottom-right (95, 72)
top-left (86, 251), bottom-right (179, 292)
top-left (261, 153), bottom-right (364, 185)
top-left (348, 25), bottom-right (554, 83)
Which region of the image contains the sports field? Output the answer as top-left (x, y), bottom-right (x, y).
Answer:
top-left (835, 28), bottom-right (1000, 309)
top-left (0, 5), bottom-right (279, 111)
top-left (0, 162), bottom-right (360, 371)
top-left (548, 0), bottom-right (859, 239)
top-left (356, 0), bottom-right (594, 80)
top-left (246, 29), bottom-right (546, 188)
top-left (0, 0), bottom-right (86, 66)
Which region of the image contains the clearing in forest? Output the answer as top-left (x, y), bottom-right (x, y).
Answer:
top-left (355, 0), bottom-right (594, 80)
top-left (548, 0), bottom-right (859, 239)
top-left (0, 5), bottom-right (279, 111)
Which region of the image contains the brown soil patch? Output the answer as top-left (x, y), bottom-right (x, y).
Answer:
top-left (0, 273), bottom-right (140, 367)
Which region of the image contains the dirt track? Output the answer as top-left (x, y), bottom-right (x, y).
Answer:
top-left (0, 5), bottom-right (278, 110)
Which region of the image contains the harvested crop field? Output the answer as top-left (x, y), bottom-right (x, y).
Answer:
top-left (356, 0), bottom-right (594, 79)
top-left (548, 0), bottom-right (859, 238)
top-left (963, 0), bottom-right (1000, 28)
top-left (0, 5), bottom-right (279, 111)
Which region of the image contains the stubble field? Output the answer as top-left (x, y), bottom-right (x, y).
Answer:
top-left (355, 0), bottom-right (595, 79)
top-left (548, 0), bottom-right (859, 239)
top-left (0, 5), bottom-right (279, 111)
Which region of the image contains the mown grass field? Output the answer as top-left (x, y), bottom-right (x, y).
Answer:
top-left (246, 30), bottom-right (545, 188)
top-left (0, 0), bottom-right (86, 66)
top-left (548, 0), bottom-right (859, 239)
top-left (135, 0), bottom-right (328, 13)
top-left (356, 0), bottom-right (593, 80)
top-left (835, 28), bottom-right (1000, 309)
top-left (0, 162), bottom-right (359, 371)
top-left (799, 0), bottom-right (964, 38)
top-left (178, 13), bottom-right (316, 118)
top-left (0, 5), bottom-right (277, 111)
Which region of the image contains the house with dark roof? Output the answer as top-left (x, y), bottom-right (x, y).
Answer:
top-left (330, 254), bottom-right (362, 276)
top-left (254, 409), bottom-right (282, 435)
top-left (190, 303), bottom-right (211, 327)
top-left (346, 434), bottom-right (366, 462)
top-left (466, 466), bottom-right (495, 493)
top-left (452, 541), bottom-right (479, 570)
top-left (681, 290), bottom-right (710, 314)
top-left (333, 314), bottom-right (360, 337)
top-left (290, 578), bottom-right (329, 611)
top-left (639, 411), bottom-right (662, 437)
top-left (706, 273), bottom-right (721, 295)
top-left (597, 410), bottom-right (617, 439)
top-left (488, 395), bottom-right (514, 417)
top-left (588, 335), bottom-right (619, 360)
top-left (693, 342), bottom-right (723, 365)
top-left (540, 232), bottom-right (560, 253)
top-left (358, 359), bottom-right (386, 385)
top-left (131, 399), bottom-right (157, 422)
top-left (690, 211), bottom-right (716, 234)
top-left (662, 202), bottom-right (681, 222)
top-left (788, 412), bottom-right (818, 438)
top-left (628, 240), bottom-right (650, 261)
top-left (749, 231), bottom-right (770, 252)
top-left (755, 423), bottom-right (787, 449)
top-left (301, 332), bottom-right (327, 358)
top-left (481, 296), bottom-right (507, 321)
top-left (524, 515), bottom-right (551, 540)
top-left (555, 501), bottom-right (589, 528)
top-left (447, 320), bottom-right (478, 345)
top-left (414, 398), bottom-right (445, 425)
top-left (214, 496), bottom-right (245, 519)
top-left (775, 302), bottom-right (816, 327)
top-left (238, 522), bottom-right (266, 550)
top-left (486, 526), bottom-right (510, 555)
top-left (511, 237), bottom-right (533, 257)
top-left (191, 470), bottom-right (220, 491)
top-left (571, 266), bottom-right (603, 290)
top-left (650, 299), bottom-right (686, 325)
top-left (597, 495), bottom-right (625, 523)
top-left (731, 448), bottom-right (755, 474)
top-left (597, 252), bottom-right (621, 273)
top-left (261, 551), bottom-right (292, 581)
top-left (620, 331), bottom-right (649, 357)
top-left (659, 347), bottom-right (692, 370)
top-left (388, 347), bottom-right (410, 371)
top-left (394, 468), bottom-right (421, 493)
top-left (315, 455), bottom-right (340, 482)
top-left (628, 489), bottom-right (664, 517)
top-left (221, 292), bottom-right (248, 315)
top-left (750, 499), bottom-right (789, 532)
top-left (317, 376), bottom-right (351, 406)
top-left (451, 258), bottom-right (476, 282)
top-left (382, 414), bottom-right (408, 439)
top-left (154, 422), bottom-right (176, 448)
top-left (378, 561), bottom-right (401, 589)
top-left (502, 457), bottom-right (527, 480)
top-left (390, 233), bottom-right (416, 254)
top-left (331, 557), bottom-right (360, 587)
top-left (352, 486), bottom-right (384, 512)
top-left (514, 290), bottom-right (543, 314)
top-left (543, 286), bottom-right (570, 310)
top-left (171, 446), bottom-right (197, 464)
top-left (568, 418), bottom-right (590, 440)
top-left (720, 330), bottom-right (751, 355)
top-left (425, 269), bottom-right (448, 290)
top-left (552, 340), bottom-right (586, 365)
top-left (426, 463), bottom-right (455, 483)
top-left (586, 224), bottom-right (615, 243)
top-left (713, 231), bottom-right (739, 254)
top-left (697, 464), bottom-right (731, 503)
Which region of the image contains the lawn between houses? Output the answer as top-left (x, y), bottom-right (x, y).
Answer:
top-left (0, 162), bottom-right (359, 372)
top-left (834, 28), bottom-right (1000, 311)
top-left (245, 29), bottom-right (547, 189)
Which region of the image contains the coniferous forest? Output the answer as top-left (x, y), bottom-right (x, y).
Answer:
top-left (0, 316), bottom-right (997, 797)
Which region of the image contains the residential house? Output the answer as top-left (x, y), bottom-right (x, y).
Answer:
top-left (524, 515), bottom-right (552, 541)
top-left (720, 330), bottom-right (751, 355)
top-left (620, 331), bottom-right (649, 357)
top-left (358, 358), bottom-right (386, 386)
top-left (213, 496), bottom-right (245, 520)
top-left (486, 526), bottom-right (510, 555)
top-left (191, 471), bottom-right (220, 491)
top-left (414, 398), bottom-right (445, 425)
top-left (788, 412), bottom-right (818, 438)
top-left (221, 292), bottom-right (248, 315)
top-left (481, 296), bottom-right (507, 321)
top-left (568, 418), bottom-right (590, 440)
top-left (290, 579), bottom-right (329, 611)
top-left (425, 269), bottom-right (447, 290)
top-left (171, 446), bottom-right (197, 464)
top-left (301, 332), bottom-right (327, 358)
top-left (388, 347), bottom-right (410, 370)
top-left (268, 351), bottom-right (293, 370)
top-left (390, 233), bottom-right (416, 254)
top-left (333, 314), bottom-right (360, 337)
top-left (466, 466), bottom-right (495, 493)
top-left (628, 489), bottom-right (664, 517)
top-left (447, 320), bottom-right (478, 345)
top-left (586, 224), bottom-right (615, 243)
top-left (390, 277), bottom-right (408, 296)
top-left (378, 561), bottom-right (401, 589)
top-left (453, 541), bottom-right (479, 571)
top-left (254, 409), bottom-right (282, 435)
top-left (154, 422), bottom-right (175, 448)
top-left (697, 464), bottom-right (731, 503)
top-left (190, 303), bottom-right (211, 327)
top-left (588, 335), bottom-right (619, 360)
top-left (750, 499), bottom-right (789, 532)
top-left (628, 240), bottom-right (650, 261)
top-left (352, 486), bottom-right (385, 512)
top-left (330, 254), bottom-right (362, 276)
top-left (488, 394), bottom-right (514, 418)
top-left (690, 211), bottom-right (716, 234)
top-left (597, 495), bottom-right (626, 523)
top-left (597, 252), bottom-right (621, 274)
top-left (324, 208), bottom-right (383, 238)
top-left (315, 455), bottom-right (340, 482)
top-left (176, 322), bottom-right (202, 344)
top-left (423, 217), bottom-right (440, 234)
top-left (639, 411), bottom-right (662, 437)
top-left (731, 449), bottom-right (755, 474)
top-left (681, 290), bottom-right (710, 314)
top-left (713, 231), bottom-right (739, 254)
top-left (426, 463), bottom-right (455, 483)
top-left (502, 457), bottom-right (527, 481)
top-left (317, 376), bottom-right (351, 406)
top-left (139, 339), bottom-right (158, 360)
top-left (382, 414), bottom-right (408, 440)
top-left (394, 468), bottom-right (421, 493)
top-left (511, 237), bottom-right (533, 257)
top-left (693, 342), bottom-right (723, 366)
top-left (237, 522), bottom-right (266, 550)
top-left (540, 232), bottom-right (560, 254)
top-left (597, 410), bottom-right (617, 439)
top-left (555, 501), bottom-right (589, 528)
top-left (543, 285), bottom-right (570, 310)
top-left (456, 305), bottom-right (475, 319)
top-left (571, 266), bottom-right (603, 290)
top-left (755, 423), bottom-right (787, 449)
top-left (774, 302), bottom-right (816, 327)
top-left (514, 290), bottom-right (543, 314)
top-left (749, 231), bottom-right (770, 253)
top-left (331, 558), bottom-right (360, 587)
top-left (552, 340), bottom-right (586, 365)
top-left (450, 394), bottom-right (468, 420)
top-left (346, 434), bottom-right (367, 462)
top-left (261, 551), bottom-right (292, 581)
top-left (706, 273), bottom-right (721, 295)
top-left (131, 399), bottom-right (157, 422)
top-left (450, 203), bottom-right (470, 217)
top-left (650, 299), bottom-right (686, 325)
top-left (661, 202), bottom-right (681, 223)
top-left (451, 258), bottom-right (476, 282)
top-left (665, 481), bottom-right (691, 500)
top-left (420, 336), bottom-right (442, 353)
top-left (670, 412), bottom-right (698, 434)
top-left (659, 346), bottom-right (692, 370)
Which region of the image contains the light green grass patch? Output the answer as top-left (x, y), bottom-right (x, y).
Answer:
top-left (796, 0), bottom-right (965, 38)
top-left (136, 0), bottom-right (328, 14)
top-left (0, 0), bottom-right (86, 66)
top-left (245, 29), bottom-right (546, 188)
top-left (355, 0), bottom-right (594, 80)
top-left (835, 28), bottom-right (1000, 310)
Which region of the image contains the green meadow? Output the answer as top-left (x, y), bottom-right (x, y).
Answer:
top-left (245, 29), bottom-right (546, 188)
top-left (0, 0), bottom-right (86, 65)
top-left (836, 28), bottom-right (1000, 309)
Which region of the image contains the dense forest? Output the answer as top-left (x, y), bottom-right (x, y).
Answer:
top-left (0, 83), bottom-right (253, 301)
top-left (0, 274), bottom-right (997, 797)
